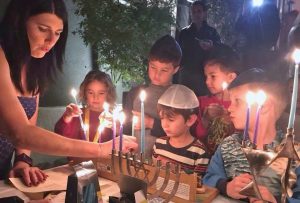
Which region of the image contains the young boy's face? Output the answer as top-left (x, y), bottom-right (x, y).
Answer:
top-left (228, 85), bottom-right (250, 130)
top-left (160, 112), bottom-right (191, 138)
top-left (148, 60), bottom-right (179, 86)
top-left (205, 64), bottom-right (236, 95)
top-left (85, 80), bottom-right (108, 111)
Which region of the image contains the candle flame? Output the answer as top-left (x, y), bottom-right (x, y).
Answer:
top-left (103, 102), bottom-right (109, 112)
top-left (119, 112), bottom-right (126, 124)
top-left (256, 90), bottom-right (267, 106)
top-left (292, 49), bottom-right (300, 64)
top-left (71, 88), bottom-right (77, 98)
top-left (139, 90), bottom-right (146, 102)
top-left (222, 82), bottom-right (228, 91)
top-left (246, 91), bottom-right (256, 106)
top-left (132, 115), bottom-right (138, 125)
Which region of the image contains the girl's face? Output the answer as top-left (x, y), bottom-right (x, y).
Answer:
top-left (85, 80), bottom-right (108, 112)
top-left (26, 13), bottom-right (63, 58)
top-left (205, 64), bottom-right (236, 95)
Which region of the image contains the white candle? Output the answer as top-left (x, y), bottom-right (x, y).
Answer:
top-left (132, 115), bottom-right (138, 137)
top-left (288, 49), bottom-right (300, 129)
top-left (139, 90), bottom-right (146, 154)
top-left (221, 82), bottom-right (228, 104)
top-left (71, 88), bottom-right (87, 140)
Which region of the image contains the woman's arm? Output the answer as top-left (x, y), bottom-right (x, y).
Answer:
top-left (0, 48), bottom-right (137, 157)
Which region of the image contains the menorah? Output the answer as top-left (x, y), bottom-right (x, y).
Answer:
top-left (239, 128), bottom-right (300, 203)
top-left (94, 150), bottom-right (216, 203)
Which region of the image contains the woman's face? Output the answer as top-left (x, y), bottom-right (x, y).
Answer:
top-left (26, 13), bottom-right (63, 58)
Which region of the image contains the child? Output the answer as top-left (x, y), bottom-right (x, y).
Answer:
top-left (203, 68), bottom-right (296, 203)
top-left (123, 35), bottom-right (181, 158)
top-left (55, 70), bottom-right (116, 143)
top-left (193, 44), bottom-right (239, 155)
top-left (152, 84), bottom-right (209, 176)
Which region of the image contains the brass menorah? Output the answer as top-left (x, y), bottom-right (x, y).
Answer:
top-left (240, 128), bottom-right (300, 203)
top-left (94, 150), bottom-right (203, 203)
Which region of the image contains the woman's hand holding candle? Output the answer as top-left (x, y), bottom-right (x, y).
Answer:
top-left (98, 135), bottom-right (138, 158)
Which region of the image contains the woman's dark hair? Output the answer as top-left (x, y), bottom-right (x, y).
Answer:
top-left (0, 0), bottom-right (68, 95)
top-left (79, 70), bottom-right (117, 109)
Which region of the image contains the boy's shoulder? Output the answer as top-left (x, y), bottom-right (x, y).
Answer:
top-left (220, 132), bottom-right (243, 147)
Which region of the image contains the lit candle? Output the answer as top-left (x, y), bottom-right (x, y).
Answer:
top-left (71, 88), bottom-right (87, 140)
top-left (112, 109), bottom-right (118, 150)
top-left (221, 82), bottom-right (228, 104)
top-left (119, 112), bottom-right (126, 152)
top-left (243, 91), bottom-right (255, 142)
top-left (132, 115), bottom-right (138, 138)
top-left (288, 49), bottom-right (300, 129)
top-left (139, 90), bottom-right (146, 154)
top-left (253, 90), bottom-right (267, 145)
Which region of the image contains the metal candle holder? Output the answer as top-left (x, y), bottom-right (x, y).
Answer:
top-left (240, 128), bottom-right (299, 203)
top-left (95, 150), bottom-right (201, 203)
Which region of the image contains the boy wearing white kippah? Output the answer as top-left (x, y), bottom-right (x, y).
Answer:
top-left (152, 84), bottom-right (210, 176)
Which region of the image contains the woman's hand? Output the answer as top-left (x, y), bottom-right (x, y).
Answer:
top-left (9, 162), bottom-right (48, 187)
top-left (99, 135), bottom-right (138, 158)
top-left (63, 103), bottom-right (82, 123)
top-left (226, 173), bottom-right (252, 199)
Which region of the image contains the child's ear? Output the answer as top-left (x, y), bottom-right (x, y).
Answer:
top-left (173, 66), bottom-right (180, 74)
top-left (228, 72), bottom-right (237, 83)
top-left (186, 114), bottom-right (197, 127)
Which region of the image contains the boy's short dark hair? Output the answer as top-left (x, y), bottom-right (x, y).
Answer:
top-left (228, 68), bottom-right (289, 118)
top-left (148, 35), bottom-right (182, 67)
top-left (204, 44), bottom-right (241, 74)
top-left (157, 104), bottom-right (199, 122)
top-left (192, 0), bottom-right (207, 11)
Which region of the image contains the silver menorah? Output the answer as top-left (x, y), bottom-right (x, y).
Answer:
top-left (95, 149), bottom-right (204, 203)
top-left (240, 128), bottom-right (299, 203)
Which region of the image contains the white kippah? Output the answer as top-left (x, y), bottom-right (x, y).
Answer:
top-left (158, 84), bottom-right (199, 109)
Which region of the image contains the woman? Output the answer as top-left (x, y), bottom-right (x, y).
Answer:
top-left (0, 0), bottom-right (137, 185)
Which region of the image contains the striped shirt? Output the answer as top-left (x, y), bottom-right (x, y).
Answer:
top-left (152, 136), bottom-right (209, 176)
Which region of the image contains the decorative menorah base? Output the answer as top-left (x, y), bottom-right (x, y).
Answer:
top-left (93, 150), bottom-right (204, 203)
top-left (240, 129), bottom-right (300, 203)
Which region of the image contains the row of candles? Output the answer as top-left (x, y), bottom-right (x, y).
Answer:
top-left (70, 88), bottom-right (146, 153)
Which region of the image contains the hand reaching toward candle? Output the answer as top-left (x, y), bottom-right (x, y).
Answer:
top-left (99, 135), bottom-right (138, 157)
top-left (132, 111), bottom-right (154, 130)
top-left (62, 103), bottom-right (83, 123)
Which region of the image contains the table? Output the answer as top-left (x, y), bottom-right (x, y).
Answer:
top-left (0, 164), bottom-right (222, 203)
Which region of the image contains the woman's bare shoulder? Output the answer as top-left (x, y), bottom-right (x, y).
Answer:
top-left (0, 47), bottom-right (10, 75)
